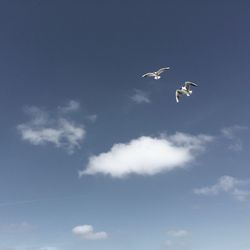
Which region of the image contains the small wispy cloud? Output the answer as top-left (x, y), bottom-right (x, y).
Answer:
top-left (87, 114), bottom-right (98, 123)
top-left (39, 248), bottom-right (58, 250)
top-left (221, 125), bottom-right (248, 139)
top-left (165, 229), bottom-right (191, 250)
top-left (164, 239), bottom-right (191, 250)
top-left (58, 100), bottom-right (80, 113)
top-left (17, 102), bottom-right (85, 154)
top-left (0, 222), bottom-right (34, 233)
top-left (221, 125), bottom-right (248, 151)
top-left (72, 225), bottom-right (108, 240)
top-left (0, 247), bottom-right (58, 250)
top-left (80, 132), bottom-right (213, 178)
top-left (166, 229), bottom-right (189, 237)
top-left (131, 89), bottom-right (151, 104)
top-left (194, 176), bottom-right (250, 201)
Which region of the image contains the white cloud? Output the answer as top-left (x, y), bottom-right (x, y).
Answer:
top-left (72, 225), bottom-right (108, 240)
top-left (167, 230), bottom-right (189, 237)
top-left (58, 100), bottom-right (80, 113)
top-left (194, 176), bottom-right (250, 201)
top-left (17, 104), bottom-right (85, 154)
top-left (131, 89), bottom-right (151, 104)
top-left (80, 132), bottom-right (213, 178)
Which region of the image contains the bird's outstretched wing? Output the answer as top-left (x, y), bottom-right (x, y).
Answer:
top-left (184, 81), bottom-right (198, 90)
top-left (157, 67), bottom-right (170, 75)
top-left (175, 89), bottom-right (182, 103)
top-left (142, 72), bottom-right (155, 78)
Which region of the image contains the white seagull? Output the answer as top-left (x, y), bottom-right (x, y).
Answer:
top-left (176, 81), bottom-right (198, 103)
top-left (142, 67), bottom-right (170, 80)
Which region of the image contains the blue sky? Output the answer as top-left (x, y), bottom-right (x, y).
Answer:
top-left (0, 0), bottom-right (250, 249)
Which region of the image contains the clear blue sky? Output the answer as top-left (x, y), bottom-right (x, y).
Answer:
top-left (0, 1), bottom-right (250, 250)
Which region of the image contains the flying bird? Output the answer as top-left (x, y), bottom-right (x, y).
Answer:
top-left (142, 67), bottom-right (170, 80)
top-left (175, 81), bottom-right (198, 103)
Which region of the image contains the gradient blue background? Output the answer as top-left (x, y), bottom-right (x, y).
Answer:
top-left (0, 0), bottom-right (250, 249)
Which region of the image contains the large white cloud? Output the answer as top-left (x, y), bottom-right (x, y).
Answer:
top-left (80, 132), bottom-right (213, 178)
top-left (72, 225), bottom-right (108, 240)
top-left (194, 175), bottom-right (250, 201)
top-left (17, 103), bottom-right (85, 154)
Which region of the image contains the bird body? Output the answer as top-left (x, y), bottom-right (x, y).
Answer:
top-left (176, 81), bottom-right (198, 103)
top-left (142, 67), bottom-right (170, 79)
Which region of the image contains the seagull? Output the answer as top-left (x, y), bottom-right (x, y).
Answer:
top-left (142, 67), bottom-right (170, 80)
top-left (176, 81), bottom-right (198, 103)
